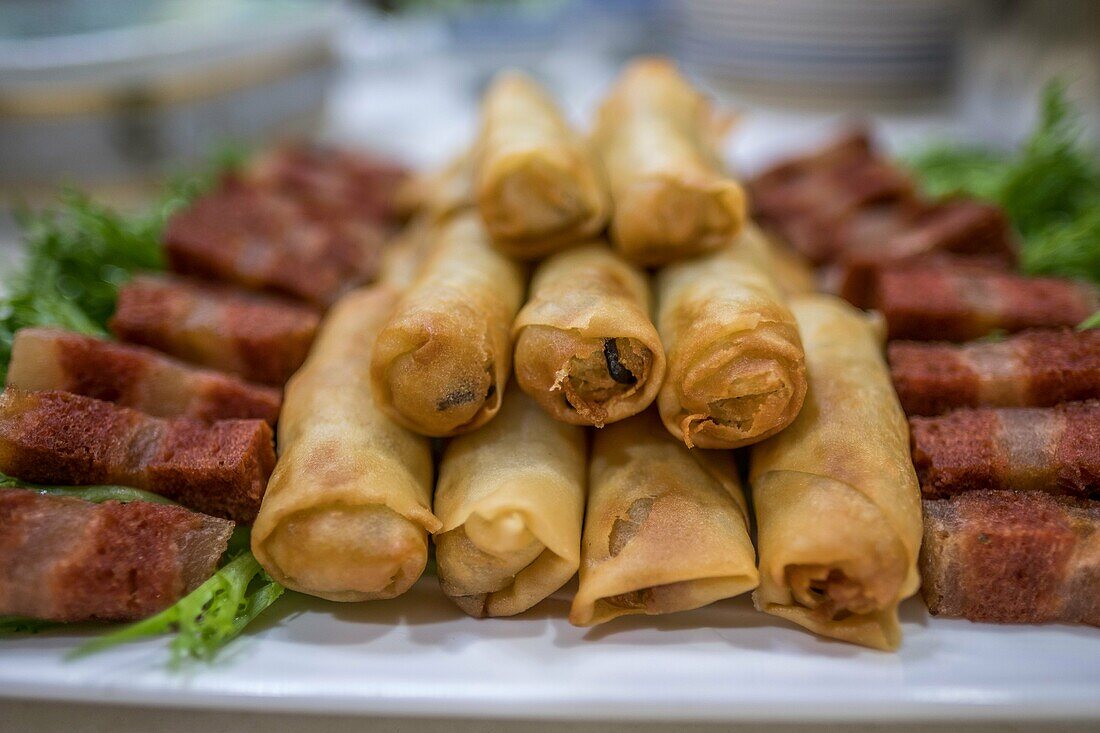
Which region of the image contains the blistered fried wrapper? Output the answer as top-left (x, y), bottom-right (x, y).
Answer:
top-left (750, 294), bottom-right (922, 651)
top-left (251, 286), bottom-right (441, 602)
top-left (513, 243), bottom-right (665, 427)
top-left (570, 409), bottom-right (758, 626)
top-left (593, 57), bottom-right (746, 266)
top-left (370, 213), bottom-right (526, 437)
top-left (434, 389), bottom-right (586, 617)
top-left (474, 72), bottom-right (610, 258)
top-left (392, 151), bottom-right (476, 224)
top-left (656, 228), bottom-right (807, 449)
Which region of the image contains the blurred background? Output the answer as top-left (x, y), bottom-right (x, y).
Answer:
top-left (0, 0), bottom-right (1097, 191)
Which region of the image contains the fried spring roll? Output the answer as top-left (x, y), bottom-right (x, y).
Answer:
top-left (655, 229), bottom-right (807, 449)
top-left (393, 151), bottom-right (476, 224)
top-left (370, 213), bottom-right (526, 437)
top-left (921, 491), bottom-right (1100, 625)
top-left (513, 244), bottom-right (665, 427)
top-left (570, 409), bottom-right (758, 626)
top-left (164, 181), bottom-right (386, 309)
top-left (0, 489), bottom-right (233, 622)
top-left (110, 276), bottom-right (319, 387)
top-left (750, 295), bottom-right (922, 650)
top-left (378, 215), bottom-right (437, 291)
top-left (434, 390), bottom-right (585, 617)
top-left (910, 401), bottom-right (1100, 500)
top-left (593, 58), bottom-right (746, 265)
top-left (889, 329), bottom-right (1100, 416)
top-left (872, 265), bottom-right (1100, 341)
top-left (7, 328), bottom-right (281, 425)
top-left (0, 389), bottom-right (274, 522)
top-left (252, 287), bottom-right (441, 601)
top-left (755, 226), bottom-right (818, 298)
top-left (475, 72), bottom-right (609, 258)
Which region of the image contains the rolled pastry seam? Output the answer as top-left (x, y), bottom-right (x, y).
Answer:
top-left (570, 409), bottom-right (758, 626)
top-left (593, 57), bottom-right (746, 266)
top-left (252, 286), bottom-right (441, 601)
top-left (434, 389), bottom-right (586, 617)
top-left (656, 229), bottom-right (807, 449)
top-left (370, 213), bottom-right (526, 437)
top-left (750, 294), bottom-right (922, 651)
top-left (513, 243), bottom-right (665, 427)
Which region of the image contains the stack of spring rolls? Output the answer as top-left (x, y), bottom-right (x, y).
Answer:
top-left (252, 57), bottom-right (927, 651)
top-left (752, 132), bottom-right (1100, 629)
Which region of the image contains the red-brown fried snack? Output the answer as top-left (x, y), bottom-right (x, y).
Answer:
top-left (165, 180), bottom-right (386, 309)
top-left (910, 401), bottom-right (1100, 500)
top-left (0, 489), bottom-right (233, 622)
top-left (7, 327), bottom-right (280, 425)
top-left (834, 199), bottom-right (1018, 307)
top-left (109, 275), bottom-right (319, 387)
top-left (920, 490), bottom-right (1100, 625)
top-left (889, 329), bottom-right (1100, 416)
top-left (872, 264), bottom-right (1099, 341)
top-left (0, 389), bottom-right (275, 522)
top-left (245, 143), bottom-right (410, 225)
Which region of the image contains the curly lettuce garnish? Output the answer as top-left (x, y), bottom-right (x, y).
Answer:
top-left (74, 552), bottom-right (284, 664)
top-left (909, 80), bottom-right (1100, 285)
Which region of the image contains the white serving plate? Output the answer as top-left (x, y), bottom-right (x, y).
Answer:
top-left (3, 576), bottom-right (1099, 723)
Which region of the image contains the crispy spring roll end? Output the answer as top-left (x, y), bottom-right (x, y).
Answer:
top-left (480, 155), bottom-right (601, 245)
top-left (678, 357), bottom-right (799, 448)
top-left (435, 512), bottom-right (547, 617)
top-left (753, 477), bottom-right (910, 651)
top-left (377, 329), bottom-right (500, 436)
top-left (517, 328), bottom-right (654, 426)
top-left (616, 177), bottom-right (745, 263)
top-left (784, 563), bottom-right (898, 621)
top-left (437, 524), bottom-right (543, 593)
top-left (261, 505), bottom-right (428, 601)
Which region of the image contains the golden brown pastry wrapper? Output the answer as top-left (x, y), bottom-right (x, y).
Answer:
top-left (251, 286), bottom-right (441, 602)
top-left (752, 224), bottom-right (818, 297)
top-left (434, 389), bottom-right (586, 617)
top-left (393, 151), bottom-right (476, 224)
top-left (370, 213), bottom-right (526, 437)
top-left (656, 230), bottom-right (807, 449)
top-left (750, 294), bottom-right (922, 650)
top-left (474, 72), bottom-right (610, 258)
top-left (513, 243), bottom-right (665, 427)
top-left (570, 409), bottom-right (758, 626)
top-left (378, 214), bottom-right (437, 291)
top-left (593, 57), bottom-right (746, 266)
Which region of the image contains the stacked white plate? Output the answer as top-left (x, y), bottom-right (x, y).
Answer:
top-left (668, 0), bottom-right (964, 100)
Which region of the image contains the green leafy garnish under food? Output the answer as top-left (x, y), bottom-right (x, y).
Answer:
top-left (909, 80), bottom-right (1100, 285)
top-left (0, 474), bottom-right (176, 505)
top-left (0, 154), bottom-right (236, 382)
top-left (74, 552), bottom-right (284, 664)
top-left (0, 149), bottom-right (283, 658)
top-left (1079, 312), bottom-right (1100, 331)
